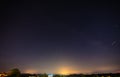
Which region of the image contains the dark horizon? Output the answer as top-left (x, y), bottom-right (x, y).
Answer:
top-left (0, 0), bottom-right (120, 74)
top-left (14, 71), bottom-right (120, 75)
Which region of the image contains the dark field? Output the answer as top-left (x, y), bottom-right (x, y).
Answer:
top-left (21, 73), bottom-right (120, 77)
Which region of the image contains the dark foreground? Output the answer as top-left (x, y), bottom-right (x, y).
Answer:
top-left (21, 73), bottom-right (120, 77)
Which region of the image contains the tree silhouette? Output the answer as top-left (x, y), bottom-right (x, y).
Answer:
top-left (7, 68), bottom-right (21, 77)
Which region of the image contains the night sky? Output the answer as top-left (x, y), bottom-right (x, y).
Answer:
top-left (0, 0), bottom-right (120, 74)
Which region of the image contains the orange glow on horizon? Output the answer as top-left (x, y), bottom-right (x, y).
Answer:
top-left (58, 68), bottom-right (70, 75)
top-left (57, 66), bottom-right (79, 75)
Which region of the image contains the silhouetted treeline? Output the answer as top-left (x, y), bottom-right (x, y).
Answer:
top-left (66, 73), bottom-right (120, 77)
top-left (20, 73), bottom-right (120, 77)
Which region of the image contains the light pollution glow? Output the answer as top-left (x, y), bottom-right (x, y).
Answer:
top-left (22, 65), bottom-right (118, 74)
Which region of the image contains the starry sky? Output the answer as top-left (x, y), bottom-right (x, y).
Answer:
top-left (0, 0), bottom-right (120, 74)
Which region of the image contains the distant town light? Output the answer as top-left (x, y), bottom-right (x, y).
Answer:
top-left (48, 74), bottom-right (53, 77)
